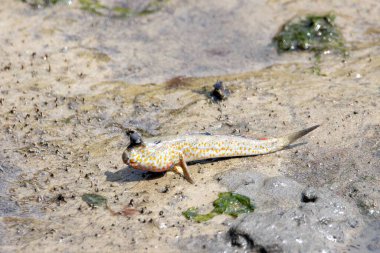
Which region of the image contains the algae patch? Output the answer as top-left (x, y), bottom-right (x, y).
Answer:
top-left (183, 192), bottom-right (254, 222)
top-left (20, 0), bottom-right (70, 8)
top-left (78, 0), bottom-right (107, 15)
top-left (78, 0), bottom-right (168, 18)
top-left (274, 13), bottom-right (346, 56)
top-left (139, 0), bottom-right (168, 15)
top-left (20, 0), bottom-right (168, 17)
top-left (82, 193), bottom-right (107, 207)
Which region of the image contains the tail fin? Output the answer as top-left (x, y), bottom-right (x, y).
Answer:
top-left (276, 125), bottom-right (320, 149)
top-left (244, 125), bottom-right (320, 155)
top-left (269, 125), bottom-right (319, 152)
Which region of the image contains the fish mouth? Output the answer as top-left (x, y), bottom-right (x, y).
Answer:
top-left (129, 161), bottom-right (138, 167)
top-left (123, 157), bottom-right (139, 169)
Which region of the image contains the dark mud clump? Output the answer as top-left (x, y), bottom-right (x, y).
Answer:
top-left (274, 13), bottom-right (346, 56)
top-left (210, 81), bottom-right (230, 102)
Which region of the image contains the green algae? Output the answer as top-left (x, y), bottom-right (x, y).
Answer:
top-left (21, 0), bottom-right (69, 8)
top-left (139, 0), bottom-right (168, 16)
top-left (183, 192), bottom-right (254, 222)
top-left (78, 0), bottom-right (107, 15)
top-left (182, 207), bottom-right (218, 222)
top-left (20, 0), bottom-right (168, 17)
top-left (78, 0), bottom-right (168, 17)
top-left (112, 6), bottom-right (133, 17)
top-left (82, 193), bottom-right (107, 207)
top-left (274, 13), bottom-right (346, 56)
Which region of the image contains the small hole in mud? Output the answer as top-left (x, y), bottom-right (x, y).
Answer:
top-left (301, 193), bottom-right (318, 203)
top-left (301, 187), bottom-right (319, 203)
top-left (258, 247), bottom-right (268, 253)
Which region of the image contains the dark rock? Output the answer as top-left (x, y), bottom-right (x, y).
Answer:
top-left (218, 169), bottom-right (363, 253)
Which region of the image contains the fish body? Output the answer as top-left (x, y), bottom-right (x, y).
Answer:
top-left (122, 125), bottom-right (319, 183)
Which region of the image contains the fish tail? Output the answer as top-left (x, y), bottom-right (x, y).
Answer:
top-left (282, 125), bottom-right (320, 145)
top-left (275, 125), bottom-right (320, 150)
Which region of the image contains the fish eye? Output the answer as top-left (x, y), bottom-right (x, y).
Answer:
top-left (130, 132), bottom-right (142, 144)
top-left (126, 130), bottom-right (144, 148)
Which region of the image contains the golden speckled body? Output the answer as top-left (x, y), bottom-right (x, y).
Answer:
top-left (123, 126), bottom-right (319, 183)
top-left (126, 134), bottom-right (282, 172)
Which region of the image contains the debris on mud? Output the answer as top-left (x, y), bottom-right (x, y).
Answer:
top-left (120, 207), bottom-right (139, 216)
top-left (82, 193), bottom-right (107, 207)
top-left (166, 76), bottom-right (192, 89)
top-left (183, 192), bottom-right (254, 222)
top-left (210, 81), bottom-right (230, 101)
top-left (81, 193), bottom-right (139, 217)
top-left (274, 13), bottom-right (346, 56)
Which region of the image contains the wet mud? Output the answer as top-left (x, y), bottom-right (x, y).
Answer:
top-left (0, 0), bottom-right (379, 252)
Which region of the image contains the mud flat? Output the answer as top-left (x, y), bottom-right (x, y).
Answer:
top-left (0, 0), bottom-right (379, 252)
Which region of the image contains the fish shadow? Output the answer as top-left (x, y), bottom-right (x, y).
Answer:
top-left (105, 166), bottom-right (165, 183)
top-left (283, 142), bottom-right (306, 150)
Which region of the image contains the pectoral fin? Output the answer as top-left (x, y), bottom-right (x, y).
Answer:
top-left (179, 156), bottom-right (194, 184)
top-left (171, 154), bottom-right (194, 184)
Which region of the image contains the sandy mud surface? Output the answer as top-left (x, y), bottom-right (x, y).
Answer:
top-left (0, 0), bottom-right (379, 252)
